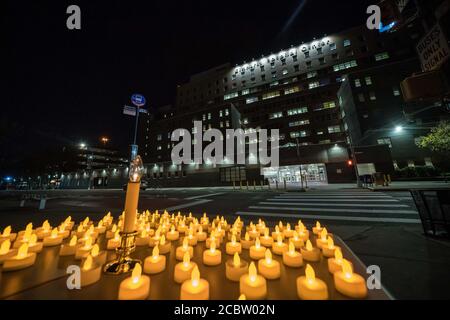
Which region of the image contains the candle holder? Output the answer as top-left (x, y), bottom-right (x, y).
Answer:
top-left (103, 231), bottom-right (141, 274)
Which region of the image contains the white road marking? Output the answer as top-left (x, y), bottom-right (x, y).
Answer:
top-left (165, 199), bottom-right (211, 211)
top-left (267, 198), bottom-right (399, 202)
top-left (185, 192), bottom-right (225, 200)
top-left (258, 201), bottom-right (409, 208)
top-left (235, 211), bottom-right (421, 224)
top-left (248, 206), bottom-right (418, 215)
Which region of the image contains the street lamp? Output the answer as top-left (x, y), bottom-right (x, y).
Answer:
top-left (394, 126), bottom-right (403, 133)
top-left (101, 137), bottom-right (109, 146)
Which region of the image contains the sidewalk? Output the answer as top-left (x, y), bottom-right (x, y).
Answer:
top-left (368, 181), bottom-right (450, 191)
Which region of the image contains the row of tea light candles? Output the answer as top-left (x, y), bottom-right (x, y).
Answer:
top-left (0, 211), bottom-right (368, 300)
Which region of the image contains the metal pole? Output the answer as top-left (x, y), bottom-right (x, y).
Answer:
top-left (133, 106), bottom-right (140, 146)
top-left (348, 134), bottom-right (362, 188)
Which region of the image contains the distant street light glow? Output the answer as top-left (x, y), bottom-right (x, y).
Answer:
top-left (395, 126), bottom-right (403, 133)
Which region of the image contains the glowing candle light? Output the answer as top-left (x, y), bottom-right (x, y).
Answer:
top-left (144, 245), bottom-right (166, 274)
top-left (196, 225), bottom-right (207, 242)
top-left (249, 238), bottom-right (266, 260)
top-left (271, 225), bottom-right (284, 241)
top-left (283, 223), bottom-right (294, 238)
top-left (185, 229), bottom-right (198, 246)
top-left (260, 228), bottom-right (274, 247)
top-left (106, 224), bottom-right (117, 239)
top-left (89, 243), bottom-right (107, 266)
top-left (334, 260), bottom-right (368, 298)
top-left (226, 252), bottom-right (249, 281)
top-left (180, 266), bottom-right (209, 300)
top-left (36, 220), bottom-right (52, 240)
top-left (316, 228), bottom-right (329, 249)
top-left (248, 224), bottom-right (259, 239)
top-left (43, 228), bottom-right (63, 247)
top-left (202, 240), bottom-right (222, 266)
top-left (239, 262), bottom-right (267, 300)
top-left (328, 247), bottom-right (353, 274)
top-left (283, 240), bottom-right (304, 268)
top-left (296, 264), bottom-right (328, 300)
top-left (291, 231), bottom-right (304, 249)
top-left (123, 156), bottom-right (144, 233)
top-left (272, 234), bottom-right (288, 255)
top-left (1, 225), bottom-right (17, 242)
top-left (3, 243), bottom-right (37, 271)
top-left (59, 235), bottom-right (78, 256)
top-left (57, 224), bottom-right (70, 239)
top-left (174, 252), bottom-right (197, 283)
top-left (14, 227), bottom-right (33, 248)
top-left (76, 236), bottom-right (94, 259)
top-left (258, 249), bottom-right (280, 279)
top-left (135, 229), bottom-right (150, 246)
top-left (158, 235), bottom-right (171, 254)
top-left (300, 240), bottom-right (321, 262)
top-left (206, 233), bottom-right (220, 249)
top-left (107, 230), bottom-right (121, 250)
top-left (241, 232), bottom-right (254, 249)
top-left (94, 220), bottom-right (106, 235)
top-left (226, 234), bottom-right (242, 255)
top-left (148, 229), bottom-right (161, 247)
top-left (312, 221), bottom-right (323, 235)
top-left (28, 234), bottom-right (43, 253)
top-left (18, 222), bottom-right (33, 238)
top-left (176, 237), bottom-right (193, 260)
top-left (322, 236), bottom-right (340, 258)
top-left (118, 263), bottom-right (151, 300)
top-left (0, 240), bottom-right (15, 264)
top-left (78, 254), bottom-right (101, 287)
top-left (166, 225), bottom-right (180, 241)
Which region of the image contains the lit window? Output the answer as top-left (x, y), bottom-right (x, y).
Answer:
top-left (290, 131), bottom-right (308, 138)
top-left (309, 81), bottom-right (320, 89)
top-left (242, 89), bottom-right (250, 95)
top-left (246, 96), bottom-right (259, 104)
top-left (287, 107), bottom-right (308, 116)
top-left (157, 145), bottom-right (162, 150)
top-left (157, 134), bottom-right (162, 141)
top-left (284, 86), bottom-right (300, 95)
top-left (393, 87), bottom-right (401, 96)
top-left (219, 110), bottom-right (223, 117)
top-left (282, 69), bottom-right (289, 75)
top-left (365, 76), bottom-right (373, 85)
top-left (262, 91), bottom-right (280, 100)
top-left (354, 79), bottom-right (361, 87)
top-left (330, 43), bottom-right (337, 50)
top-left (344, 39), bottom-right (351, 47)
top-left (307, 71), bottom-right (317, 79)
top-left (269, 111), bottom-right (283, 119)
top-left (328, 125), bottom-right (341, 133)
top-left (207, 113), bottom-right (211, 120)
top-left (224, 92), bottom-right (238, 100)
top-left (323, 101), bottom-right (336, 109)
top-left (269, 81), bottom-right (279, 87)
top-left (226, 120), bottom-right (230, 127)
top-left (375, 52), bottom-right (390, 61)
top-left (289, 119), bottom-right (310, 127)
top-left (369, 92), bottom-right (377, 101)
top-left (220, 121), bottom-right (223, 128)
top-left (225, 109), bottom-right (229, 116)
top-left (242, 118), bottom-right (249, 125)
top-left (377, 138), bottom-right (392, 148)
top-left (333, 60), bottom-right (358, 72)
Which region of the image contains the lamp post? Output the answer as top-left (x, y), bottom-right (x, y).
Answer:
top-left (104, 155), bottom-right (144, 274)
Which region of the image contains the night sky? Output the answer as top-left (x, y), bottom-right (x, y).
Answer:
top-left (2, 0), bottom-right (374, 175)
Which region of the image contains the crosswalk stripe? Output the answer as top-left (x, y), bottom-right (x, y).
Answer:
top-left (267, 198), bottom-right (399, 202)
top-left (235, 211), bottom-right (421, 224)
top-left (248, 205), bottom-right (418, 215)
top-left (258, 201), bottom-right (410, 208)
top-left (275, 195), bottom-right (393, 199)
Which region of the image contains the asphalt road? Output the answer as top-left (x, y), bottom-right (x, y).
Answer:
top-left (1, 187), bottom-right (450, 299)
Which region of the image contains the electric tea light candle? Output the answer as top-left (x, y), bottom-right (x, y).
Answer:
top-left (312, 221), bottom-right (323, 235)
top-left (296, 223), bottom-right (310, 242)
top-left (334, 260), bottom-right (367, 299)
top-left (322, 237), bottom-right (340, 258)
top-left (226, 252), bottom-right (248, 281)
top-left (176, 237), bottom-right (193, 260)
top-left (328, 247), bottom-right (352, 274)
top-left (174, 252), bottom-right (197, 283)
top-left (76, 236), bottom-right (94, 259)
top-left (260, 229), bottom-right (273, 247)
top-left (296, 264), bottom-right (328, 300)
top-left (157, 235), bottom-right (171, 254)
top-left (291, 231), bottom-right (304, 249)
top-left (241, 232), bottom-right (254, 249)
top-left (135, 229), bottom-right (150, 246)
top-left (250, 238), bottom-right (265, 260)
top-left (144, 246), bottom-right (166, 274)
top-left (118, 263), bottom-right (150, 300)
top-left (226, 234), bottom-right (242, 255)
top-left (272, 235), bottom-right (288, 255)
top-left (80, 254), bottom-right (101, 287)
top-left (107, 231), bottom-right (121, 250)
top-left (28, 234), bottom-right (43, 253)
top-left (239, 262), bottom-right (267, 300)
top-left (89, 244), bottom-right (107, 266)
top-left (43, 228), bottom-right (63, 247)
top-left (283, 241), bottom-right (303, 268)
top-left (166, 225), bottom-right (180, 241)
top-left (301, 240), bottom-right (321, 262)
top-left (203, 240), bottom-right (221, 266)
top-left (258, 249), bottom-right (280, 280)
top-left (3, 243), bottom-right (37, 271)
top-left (59, 235), bottom-right (78, 256)
top-left (180, 266), bottom-right (209, 300)
top-left (196, 225), bottom-right (207, 242)
top-left (1, 226), bottom-right (16, 242)
top-left (316, 228), bottom-right (329, 249)
top-left (0, 240), bottom-right (15, 264)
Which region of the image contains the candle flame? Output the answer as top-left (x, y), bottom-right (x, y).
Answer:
top-left (191, 265), bottom-right (200, 287)
top-left (111, 224), bottom-right (117, 232)
top-left (152, 245), bottom-right (159, 259)
top-left (91, 244), bottom-right (99, 257)
top-left (160, 235), bottom-right (166, 245)
top-left (26, 222), bottom-right (33, 232)
top-left (289, 241), bottom-right (295, 254)
top-left (277, 235), bottom-right (282, 245)
top-left (2, 226), bottom-right (11, 237)
top-left (233, 252), bottom-right (240, 267)
top-left (279, 221), bottom-right (283, 228)
top-left (42, 220), bottom-right (50, 232)
top-left (171, 225), bottom-right (175, 232)
top-left (231, 234), bottom-right (236, 244)
top-left (132, 263), bottom-right (142, 284)
top-left (84, 236), bottom-right (93, 248)
top-left (23, 228), bottom-right (32, 242)
top-left (264, 228), bottom-right (269, 237)
top-left (265, 249), bottom-right (272, 264)
top-left (17, 243), bottom-right (29, 259)
top-left (327, 237), bottom-right (334, 249)
top-left (275, 225), bottom-right (279, 233)
top-left (183, 251), bottom-right (190, 267)
top-left (342, 260), bottom-right (353, 278)
top-left (293, 231), bottom-right (299, 240)
top-left (249, 262), bottom-right (257, 282)
top-left (0, 239), bottom-right (11, 254)
top-left (335, 247), bottom-right (343, 261)
top-left (98, 220), bottom-right (103, 228)
top-left (238, 294), bottom-right (246, 300)
top-left (306, 240), bottom-right (313, 251)
top-left (29, 234), bottom-right (37, 246)
top-left (51, 228), bottom-right (58, 238)
top-left (255, 237), bottom-right (261, 249)
top-left (320, 228), bottom-right (328, 241)
top-left (245, 232), bottom-right (250, 241)
top-left (141, 229), bottom-right (147, 237)
top-left (114, 230), bottom-right (120, 241)
top-left (83, 217), bottom-right (90, 226)
top-left (315, 221), bottom-right (321, 229)
top-left (182, 237), bottom-right (188, 249)
top-left (77, 225), bottom-right (83, 233)
top-left (69, 235), bottom-right (77, 246)
top-left (305, 264), bottom-right (315, 283)
top-left (210, 240), bottom-right (216, 252)
top-left (287, 223), bottom-right (291, 231)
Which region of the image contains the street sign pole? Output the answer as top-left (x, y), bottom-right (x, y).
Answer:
top-left (129, 94), bottom-right (146, 161)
